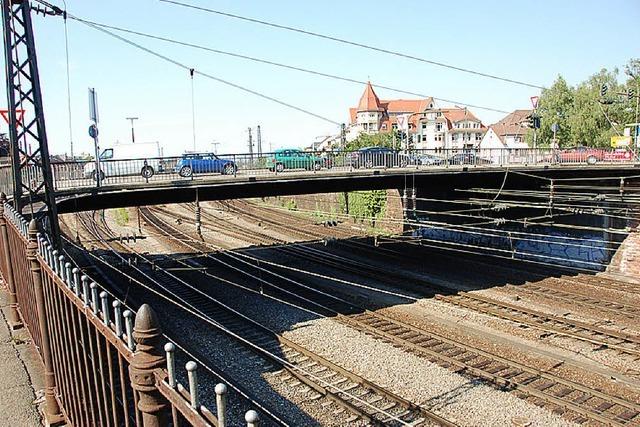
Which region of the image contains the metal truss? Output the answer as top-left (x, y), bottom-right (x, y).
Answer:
top-left (2, 0), bottom-right (60, 242)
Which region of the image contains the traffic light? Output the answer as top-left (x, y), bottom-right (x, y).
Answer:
top-left (526, 114), bottom-right (541, 129)
top-left (526, 115), bottom-right (534, 127)
top-left (600, 84), bottom-right (608, 98)
top-left (628, 87), bottom-right (635, 101)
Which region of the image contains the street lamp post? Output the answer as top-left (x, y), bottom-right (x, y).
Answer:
top-left (126, 117), bottom-right (139, 143)
top-left (211, 140), bottom-right (220, 154)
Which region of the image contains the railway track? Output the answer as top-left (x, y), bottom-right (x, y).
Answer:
top-left (124, 208), bottom-right (457, 426)
top-left (553, 274), bottom-right (640, 296)
top-left (70, 211), bottom-right (294, 427)
top-left (509, 283), bottom-right (640, 320)
top-left (435, 292), bottom-right (640, 357)
top-left (181, 202), bottom-right (640, 357)
top-left (143, 206), bottom-right (640, 426)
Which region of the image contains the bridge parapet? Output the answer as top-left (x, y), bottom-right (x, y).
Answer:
top-left (0, 200), bottom-right (259, 426)
top-left (48, 148), bottom-right (639, 194)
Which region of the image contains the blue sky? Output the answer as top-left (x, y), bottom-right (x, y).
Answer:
top-left (2, 0), bottom-right (638, 156)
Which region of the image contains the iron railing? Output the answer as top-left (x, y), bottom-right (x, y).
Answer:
top-left (48, 147), bottom-right (639, 191)
top-left (0, 200), bottom-right (262, 427)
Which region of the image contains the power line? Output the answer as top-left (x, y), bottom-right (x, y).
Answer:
top-left (66, 15), bottom-right (341, 126)
top-left (63, 17), bottom-right (510, 114)
top-left (159, 0), bottom-right (546, 90)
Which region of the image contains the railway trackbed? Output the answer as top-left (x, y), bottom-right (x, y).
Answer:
top-left (508, 283), bottom-right (640, 320)
top-left (163, 202), bottom-right (640, 357)
top-left (434, 292), bottom-right (640, 357)
top-left (83, 209), bottom-right (455, 426)
top-left (142, 207), bottom-right (640, 426)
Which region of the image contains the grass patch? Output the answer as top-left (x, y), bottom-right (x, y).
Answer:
top-left (114, 208), bottom-right (129, 226)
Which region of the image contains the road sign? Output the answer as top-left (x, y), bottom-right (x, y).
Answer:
top-left (551, 122), bottom-right (559, 133)
top-left (530, 96), bottom-right (539, 109)
top-left (397, 114), bottom-right (409, 132)
top-left (0, 109), bottom-right (24, 125)
top-left (611, 135), bottom-right (632, 147)
top-left (88, 124), bottom-right (98, 138)
top-left (88, 88), bottom-right (99, 123)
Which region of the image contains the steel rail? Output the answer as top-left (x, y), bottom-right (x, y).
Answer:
top-left (139, 207), bottom-right (456, 427)
top-left (144, 204), bottom-right (640, 426)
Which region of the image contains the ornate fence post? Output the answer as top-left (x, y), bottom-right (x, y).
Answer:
top-left (0, 193), bottom-right (22, 329)
top-left (129, 304), bottom-right (169, 427)
top-left (27, 220), bottom-right (63, 424)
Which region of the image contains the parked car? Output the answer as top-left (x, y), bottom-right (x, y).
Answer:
top-left (267, 148), bottom-right (328, 172)
top-left (446, 152), bottom-right (493, 165)
top-left (346, 147), bottom-right (410, 168)
top-left (83, 142), bottom-right (163, 180)
top-left (174, 153), bottom-right (237, 177)
top-left (556, 146), bottom-right (633, 165)
top-left (414, 153), bottom-right (445, 166)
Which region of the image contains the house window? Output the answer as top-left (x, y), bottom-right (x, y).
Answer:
top-left (362, 123), bottom-right (368, 131)
top-left (422, 135), bottom-right (427, 142)
top-left (381, 123), bottom-right (387, 130)
top-left (435, 135), bottom-right (442, 142)
top-left (436, 112), bottom-right (442, 117)
top-left (436, 123), bottom-right (442, 131)
top-left (422, 123), bottom-right (427, 130)
top-left (392, 123), bottom-right (398, 130)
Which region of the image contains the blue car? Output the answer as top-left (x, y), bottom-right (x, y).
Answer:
top-left (175, 153), bottom-right (237, 177)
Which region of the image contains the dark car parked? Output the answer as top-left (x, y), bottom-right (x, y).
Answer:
top-left (446, 152), bottom-right (493, 165)
top-left (346, 147), bottom-right (410, 168)
top-left (174, 153), bottom-right (237, 177)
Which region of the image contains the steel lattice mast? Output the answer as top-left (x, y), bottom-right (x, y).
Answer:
top-left (2, 0), bottom-right (60, 243)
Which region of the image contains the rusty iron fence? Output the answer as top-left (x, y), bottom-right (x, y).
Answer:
top-left (0, 198), bottom-right (262, 427)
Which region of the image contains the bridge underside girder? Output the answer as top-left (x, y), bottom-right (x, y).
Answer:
top-left (55, 166), bottom-right (640, 214)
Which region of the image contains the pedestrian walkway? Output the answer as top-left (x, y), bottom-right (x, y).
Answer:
top-left (0, 290), bottom-right (44, 426)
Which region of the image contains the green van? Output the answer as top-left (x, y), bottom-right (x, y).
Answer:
top-left (267, 148), bottom-right (327, 172)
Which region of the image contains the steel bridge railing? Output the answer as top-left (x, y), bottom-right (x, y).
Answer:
top-left (47, 147), bottom-right (639, 192)
top-left (0, 200), bottom-right (263, 427)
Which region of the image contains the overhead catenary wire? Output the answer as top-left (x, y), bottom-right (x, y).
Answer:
top-left (59, 17), bottom-right (510, 114)
top-left (66, 15), bottom-right (341, 126)
top-left (159, 0), bottom-right (545, 90)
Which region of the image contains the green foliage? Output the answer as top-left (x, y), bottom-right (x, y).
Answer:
top-left (114, 208), bottom-right (129, 226)
top-left (282, 198), bottom-right (297, 211)
top-left (535, 58), bottom-right (639, 148)
top-left (339, 190), bottom-right (387, 225)
top-left (345, 132), bottom-right (396, 151)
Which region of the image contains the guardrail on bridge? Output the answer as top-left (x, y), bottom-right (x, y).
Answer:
top-left (48, 147), bottom-right (639, 191)
top-left (0, 196), bottom-right (262, 426)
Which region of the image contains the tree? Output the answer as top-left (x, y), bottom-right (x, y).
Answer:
top-left (532, 59), bottom-right (639, 148)
top-left (534, 75), bottom-right (573, 147)
top-left (345, 131), bottom-right (395, 151)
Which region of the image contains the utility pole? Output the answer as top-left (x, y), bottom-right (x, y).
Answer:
top-left (248, 127), bottom-right (253, 160)
top-left (126, 117), bottom-right (138, 143)
top-left (256, 125), bottom-right (262, 157)
top-left (341, 123), bottom-right (346, 148)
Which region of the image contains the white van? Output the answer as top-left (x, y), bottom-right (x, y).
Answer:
top-left (83, 142), bottom-right (163, 180)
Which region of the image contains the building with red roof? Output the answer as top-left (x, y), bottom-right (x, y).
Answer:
top-left (347, 82), bottom-right (486, 151)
